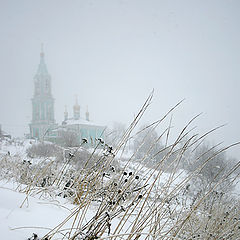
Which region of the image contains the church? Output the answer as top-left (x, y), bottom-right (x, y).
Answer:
top-left (29, 48), bottom-right (105, 147)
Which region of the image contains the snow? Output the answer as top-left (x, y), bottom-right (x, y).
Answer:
top-left (0, 139), bottom-right (33, 157)
top-left (0, 181), bottom-right (74, 240)
top-left (0, 138), bottom-right (240, 239)
top-left (64, 118), bottom-right (105, 127)
top-left (0, 140), bottom-right (77, 239)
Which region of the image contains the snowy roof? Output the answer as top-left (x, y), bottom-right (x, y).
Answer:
top-left (63, 118), bottom-right (105, 128)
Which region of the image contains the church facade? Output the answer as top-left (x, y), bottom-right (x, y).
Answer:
top-left (29, 48), bottom-right (105, 147)
top-left (59, 99), bottom-right (105, 147)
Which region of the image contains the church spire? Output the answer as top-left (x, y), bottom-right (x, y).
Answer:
top-left (40, 43), bottom-right (44, 57)
top-left (37, 43), bottom-right (48, 75)
top-left (73, 95), bottom-right (80, 120)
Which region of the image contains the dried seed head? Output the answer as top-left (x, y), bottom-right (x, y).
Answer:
top-left (129, 172), bottom-right (133, 176)
top-left (135, 176), bottom-right (139, 180)
top-left (123, 171), bottom-right (127, 175)
top-left (33, 233), bottom-right (38, 240)
top-left (121, 206), bottom-right (125, 211)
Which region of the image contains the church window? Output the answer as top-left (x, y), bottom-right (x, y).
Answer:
top-left (35, 104), bottom-right (40, 120)
top-left (41, 102), bottom-right (45, 120)
top-left (35, 81), bottom-right (40, 95)
top-left (47, 104), bottom-right (52, 120)
top-left (45, 80), bottom-right (49, 93)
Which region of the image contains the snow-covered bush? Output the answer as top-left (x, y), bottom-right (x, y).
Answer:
top-left (26, 142), bottom-right (62, 158)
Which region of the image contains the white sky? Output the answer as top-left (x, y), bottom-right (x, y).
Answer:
top-left (0, 0), bottom-right (239, 158)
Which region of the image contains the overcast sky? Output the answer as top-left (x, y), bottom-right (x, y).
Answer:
top-left (0, 0), bottom-right (239, 158)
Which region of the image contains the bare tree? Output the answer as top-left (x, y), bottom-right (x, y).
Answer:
top-left (133, 124), bottom-right (164, 165)
top-left (59, 130), bottom-right (79, 147)
top-left (105, 122), bottom-right (126, 147)
top-left (26, 142), bottom-right (62, 158)
top-left (185, 142), bottom-right (236, 193)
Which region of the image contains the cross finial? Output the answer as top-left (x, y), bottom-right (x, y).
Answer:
top-left (75, 94), bottom-right (79, 105)
top-left (40, 43), bottom-right (44, 57)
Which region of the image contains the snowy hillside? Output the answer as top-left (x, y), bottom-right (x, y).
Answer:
top-left (0, 181), bottom-right (76, 240)
top-left (0, 138), bottom-right (240, 240)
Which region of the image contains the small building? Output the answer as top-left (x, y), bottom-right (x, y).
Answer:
top-left (0, 125), bottom-right (11, 139)
top-left (57, 99), bottom-right (106, 147)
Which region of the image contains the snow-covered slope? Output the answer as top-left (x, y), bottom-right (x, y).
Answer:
top-left (1, 138), bottom-right (240, 240)
top-left (0, 181), bottom-right (75, 240)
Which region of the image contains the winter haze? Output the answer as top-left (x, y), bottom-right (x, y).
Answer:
top-left (0, 0), bottom-right (239, 158)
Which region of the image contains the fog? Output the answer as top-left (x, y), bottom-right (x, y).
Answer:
top-left (0, 0), bottom-right (239, 158)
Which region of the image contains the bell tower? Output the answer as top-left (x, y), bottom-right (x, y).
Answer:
top-left (29, 46), bottom-right (57, 139)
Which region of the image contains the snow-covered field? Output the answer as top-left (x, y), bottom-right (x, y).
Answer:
top-left (0, 180), bottom-right (76, 240)
top-left (0, 140), bottom-right (81, 239)
top-left (1, 138), bottom-right (240, 240)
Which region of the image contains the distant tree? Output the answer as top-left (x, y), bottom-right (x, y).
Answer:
top-left (26, 142), bottom-right (61, 158)
top-left (184, 142), bottom-right (236, 193)
top-left (133, 124), bottom-right (164, 165)
top-left (105, 122), bottom-right (127, 147)
top-left (59, 130), bottom-right (79, 147)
